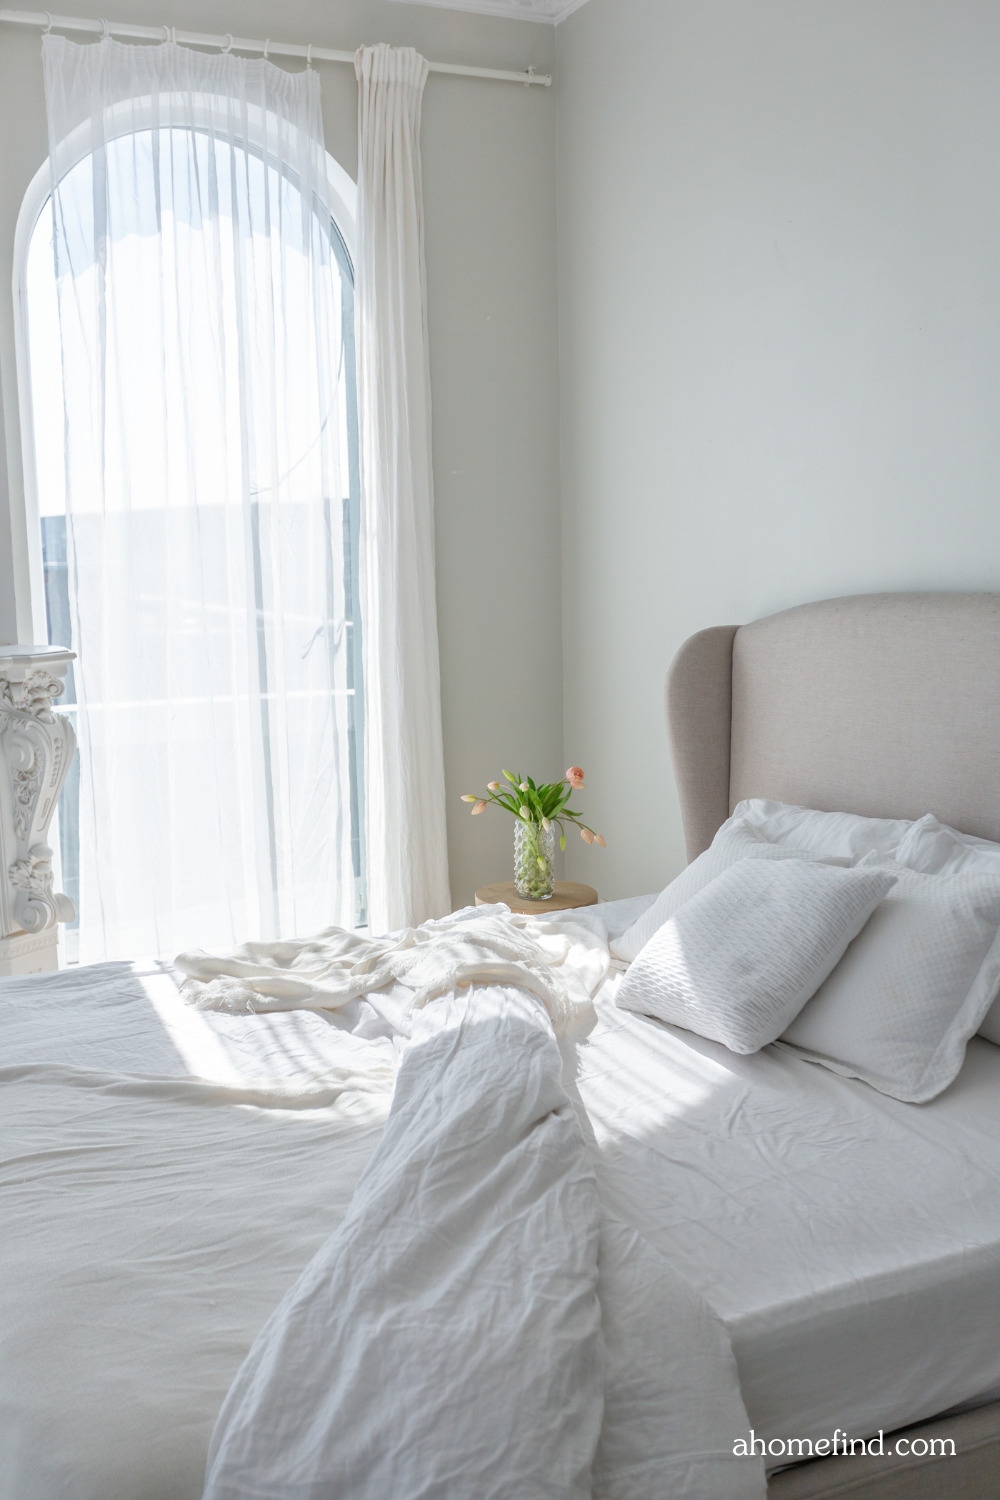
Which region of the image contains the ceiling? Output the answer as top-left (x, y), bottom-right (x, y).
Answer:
top-left (389, 0), bottom-right (590, 24)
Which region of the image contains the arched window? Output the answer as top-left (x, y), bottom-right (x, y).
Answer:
top-left (15, 118), bottom-right (365, 963)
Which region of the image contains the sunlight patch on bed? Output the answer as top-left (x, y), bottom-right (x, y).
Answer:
top-left (137, 963), bottom-right (245, 1083)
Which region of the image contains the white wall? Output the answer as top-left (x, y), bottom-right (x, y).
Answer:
top-left (0, 0), bottom-right (561, 909)
top-left (556, 0), bottom-right (1000, 900)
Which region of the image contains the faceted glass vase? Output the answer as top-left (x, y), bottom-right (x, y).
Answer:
top-left (514, 819), bottom-right (556, 901)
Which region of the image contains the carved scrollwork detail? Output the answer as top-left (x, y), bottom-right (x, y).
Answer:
top-left (0, 656), bottom-right (77, 941)
top-left (0, 669), bottom-right (66, 723)
top-left (8, 844), bottom-right (74, 932)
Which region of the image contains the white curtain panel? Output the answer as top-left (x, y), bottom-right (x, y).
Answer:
top-left (40, 35), bottom-right (359, 960)
top-left (354, 44), bottom-right (451, 933)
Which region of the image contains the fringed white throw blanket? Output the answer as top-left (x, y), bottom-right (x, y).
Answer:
top-left (191, 908), bottom-right (764, 1500)
top-left (177, 904), bottom-right (610, 1030)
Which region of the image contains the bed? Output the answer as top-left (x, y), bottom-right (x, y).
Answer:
top-left (1, 589), bottom-right (999, 1498)
top-left (665, 589), bottom-right (1000, 1497)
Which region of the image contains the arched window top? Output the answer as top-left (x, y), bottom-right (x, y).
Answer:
top-left (14, 111), bottom-right (357, 641)
top-left (13, 100), bottom-right (365, 962)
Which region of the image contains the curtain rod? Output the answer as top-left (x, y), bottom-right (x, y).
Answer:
top-left (0, 8), bottom-right (552, 85)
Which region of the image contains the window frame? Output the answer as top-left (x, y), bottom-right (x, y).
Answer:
top-left (12, 97), bottom-right (358, 646)
top-left (12, 100), bottom-right (367, 940)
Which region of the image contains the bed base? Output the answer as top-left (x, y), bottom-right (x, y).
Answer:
top-left (765, 1381), bottom-right (1000, 1494)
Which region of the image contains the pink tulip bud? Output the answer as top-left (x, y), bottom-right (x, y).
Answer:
top-left (580, 827), bottom-right (594, 843)
top-left (594, 834), bottom-right (606, 848)
top-left (461, 794), bottom-right (477, 802)
top-left (472, 800), bottom-right (487, 815)
top-left (487, 781), bottom-right (500, 792)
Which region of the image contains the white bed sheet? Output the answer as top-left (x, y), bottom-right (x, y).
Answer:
top-left (4, 892), bottom-right (999, 1467)
top-left (567, 976), bottom-right (1000, 1445)
top-left (0, 907), bottom-right (763, 1500)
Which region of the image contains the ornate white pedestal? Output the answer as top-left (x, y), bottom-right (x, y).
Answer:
top-left (0, 645), bottom-right (77, 975)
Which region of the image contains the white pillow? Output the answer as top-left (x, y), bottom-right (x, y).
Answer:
top-left (612, 818), bottom-right (850, 963)
top-left (896, 814), bottom-right (1000, 878)
top-left (779, 863), bottom-right (1000, 1101)
top-left (615, 860), bottom-right (896, 1055)
top-left (731, 799), bottom-right (913, 861)
top-left (892, 817), bottom-right (1000, 1047)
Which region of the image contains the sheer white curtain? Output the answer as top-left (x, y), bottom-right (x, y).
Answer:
top-left (40, 35), bottom-right (359, 961)
top-left (354, 44), bottom-right (450, 933)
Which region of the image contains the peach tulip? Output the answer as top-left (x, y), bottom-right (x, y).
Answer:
top-left (461, 794), bottom-right (477, 802)
top-left (566, 766), bottom-right (586, 788)
top-left (472, 800), bottom-right (487, 814)
top-left (580, 827), bottom-right (595, 844)
top-left (487, 781), bottom-right (500, 792)
top-left (594, 834), bottom-right (606, 847)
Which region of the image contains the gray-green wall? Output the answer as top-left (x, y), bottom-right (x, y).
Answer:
top-left (557, 0), bottom-right (1000, 900)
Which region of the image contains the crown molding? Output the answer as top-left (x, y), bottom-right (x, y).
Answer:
top-left (388, 0), bottom-right (590, 25)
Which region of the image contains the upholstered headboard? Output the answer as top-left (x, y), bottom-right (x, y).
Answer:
top-left (666, 592), bottom-right (1000, 862)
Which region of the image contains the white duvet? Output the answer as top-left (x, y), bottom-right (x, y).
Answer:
top-left (202, 980), bottom-right (759, 1500)
top-left (0, 905), bottom-right (763, 1500)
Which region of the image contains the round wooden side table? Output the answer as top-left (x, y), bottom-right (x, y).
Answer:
top-left (474, 880), bottom-right (598, 916)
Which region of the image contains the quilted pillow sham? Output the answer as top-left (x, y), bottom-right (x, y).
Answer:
top-left (615, 859), bottom-right (896, 1054)
top-left (612, 819), bottom-right (850, 964)
top-left (778, 863), bottom-right (1000, 1101)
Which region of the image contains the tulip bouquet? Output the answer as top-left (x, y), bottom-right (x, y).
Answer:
top-left (462, 766), bottom-right (605, 901)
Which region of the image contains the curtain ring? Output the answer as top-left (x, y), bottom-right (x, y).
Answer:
top-left (306, 42), bottom-right (313, 69)
top-left (263, 38), bottom-right (270, 59)
top-left (221, 33), bottom-right (233, 54)
top-left (42, 12), bottom-right (53, 33)
top-left (161, 24), bottom-right (170, 42)
top-left (101, 18), bottom-right (111, 39)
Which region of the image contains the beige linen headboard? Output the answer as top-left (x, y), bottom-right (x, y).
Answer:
top-left (666, 592), bottom-right (1000, 862)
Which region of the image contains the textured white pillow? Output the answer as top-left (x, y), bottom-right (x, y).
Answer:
top-left (779, 863), bottom-right (1000, 1101)
top-left (730, 799), bottom-right (914, 861)
top-left (612, 818), bottom-right (850, 963)
top-left (615, 859), bottom-right (896, 1054)
top-left (892, 818), bottom-right (1000, 1046)
top-left (896, 814), bottom-right (1000, 878)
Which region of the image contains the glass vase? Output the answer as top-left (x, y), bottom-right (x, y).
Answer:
top-left (514, 819), bottom-right (556, 901)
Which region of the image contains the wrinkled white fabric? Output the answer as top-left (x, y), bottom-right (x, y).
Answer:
top-left (0, 904), bottom-right (767, 1500)
top-left (203, 986), bottom-right (604, 1500)
top-left (576, 981), bottom-right (1000, 1450)
top-left (0, 1060), bottom-right (389, 1500)
top-left (177, 902), bottom-right (610, 1030)
top-left (204, 982), bottom-right (764, 1500)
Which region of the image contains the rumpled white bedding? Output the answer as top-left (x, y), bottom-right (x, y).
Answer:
top-left (176, 904), bottom-right (612, 1027)
top-left (202, 979), bottom-right (758, 1500)
top-left (0, 1059), bottom-right (389, 1499)
top-left (0, 901), bottom-right (763, 1500)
